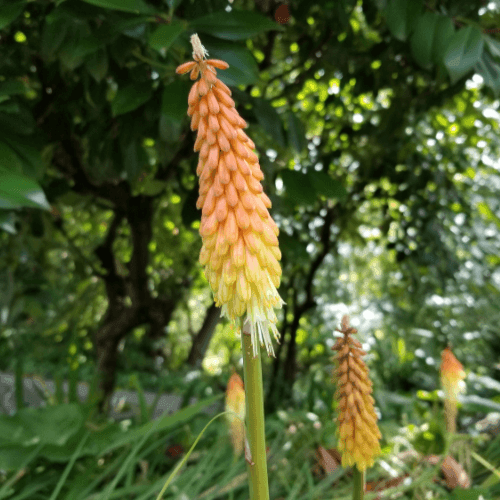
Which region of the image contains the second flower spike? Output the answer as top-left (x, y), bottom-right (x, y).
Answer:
top-left (176, 34), bottom-right (284, 357)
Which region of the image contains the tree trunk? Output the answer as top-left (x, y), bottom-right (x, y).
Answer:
top-left (187, 303), bottom-right (220, 367)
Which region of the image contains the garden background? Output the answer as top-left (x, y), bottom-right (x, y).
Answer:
top-left (0, 0), bottom-right (500, 498)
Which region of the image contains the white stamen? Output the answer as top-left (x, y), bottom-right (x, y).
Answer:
top-left (190, 33), bottom-right (209, 60)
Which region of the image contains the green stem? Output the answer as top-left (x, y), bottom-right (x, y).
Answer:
top-left (241, 325), bottom-right (270, 500)
top-left (352, 467), bottom-right (364, 500)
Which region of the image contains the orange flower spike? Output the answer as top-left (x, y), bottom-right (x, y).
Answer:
top-left (332, 315), bottom-right (382, 472)
top-left (176, 34), bottom-right (284, 357)
top-left (440, 346), bottom-right (466, 399)
top-left (225, 372), bottom-right (246, 456)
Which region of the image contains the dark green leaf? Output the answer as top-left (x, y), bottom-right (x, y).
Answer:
top-left (41, 12), bottom-right (70, 60)
top-left (203, 39), bottom-right (259, 86)
top-left (189, 10), bottom-right (280, 41)
top-left (432, 15), bottom-right (455, 64)
top-left (450, 488), bottom-right (493, 500)
top-left (253, 98), bottom-right (285, 148)
top-left (181, 185), bottom-right (199, 227)
top-left (286, 112), bottom-right (307, 154)
top-left (385, 0), bottom-right (422, 42)
top-left (85, 49), bottom-right (108, 82)
top-left (280, 170), bottom-right (317, 205)
top-left (0, 171), bottom-right (50, 210)
top-left (166, 0), bottom-right (185, 11)
top-left (0, 211), bottom-right (16, 234)
top-left (476, 50), bottom-right (500, 96)
top-left (59, 36), bottom-right (104, 70)
top-left (444, 25), bottom-right (484, 84)
top-left (0, 141), bottom-right (24, 174)
top-left (80, 0), bottom-right (156, 14)
top-left (0, 80), bottom-right (25, 97)
top-left (309, 171), bottom-right (347, 200)
top-left (111, 83), bottom-right (152, 116)
top-left (141, 179), bottom-right (168, 196)
top-left (410, 12), bottom-right (438, 70)
top-left (0, 1), bottom-right (25, 30)
top-left (0, 404), bottom-right (83, 448)
top-left (160, 80), bottom-right (190, 142)
top-left (1, 135), bottom-right (44, 178)
top-left (149, 21), bottom-right (185, 52)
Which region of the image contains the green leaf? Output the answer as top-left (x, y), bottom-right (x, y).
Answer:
top-left (0, 141), bottom-right (24, 174)
top-left (450, 488), bottom-right (493, 500)
top-left (203, 39), bottom-right (259, 86)
top-left (0, 404), bottom-right (84, 448)
top-left (189, 10), bottom-right (280, 41)
top-left (385, 0), bottom-right (422, 42)
top-left (166, 0), bottom-right (185, 11)
top-left (0, 80), bottom-right (25, 97)
top-left (148, 21), bottom-right (185, 52)
top-left (410, 12), bottom-right (438, 70)
top-left (181, 185), bottom-right (199, 227)
top-left (309, 171), bottom-right (347, 200)
top-left (80, 0), bottom-right (156, 14)
top-left (59, 36), bottom-right (104, 70)
top-left (0, 1), bottom-right (25, 30)
top-left (160, 80), bottom-right (190, 142)
top-left (477, 200), bottom-right (500, 227)
top-left (41, 12), bottom-right (70, 61)
top-left (0, 211), bottom-right (16, 234)
top-left (462, 395), bottom-right (500, 412)
top-left (280, 170), bottom-right (317, 205)
top-left (0, 171), bottom-right (50, 210)
top-left (111, 83), bottom-right (152, 116)
top-left (475, 50), bottom-right (500, 96)
top-left (432, 15), bottom-right (455, 64)
top-left (1, 135), bottom-right (45, 179)
top-left (99, 394), bottom-right (222, 455)
top-left (253, 98), bottom-right (285, 148)
top-left (444, 25), bottom-right (484, 84)
top-left (286, 112), bottom-right (307, 154)
top-left (85, 49), bottom-right (108, 82)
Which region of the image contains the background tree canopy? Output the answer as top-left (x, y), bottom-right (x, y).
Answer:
top-left (0, 0), bottom-right (500, 496)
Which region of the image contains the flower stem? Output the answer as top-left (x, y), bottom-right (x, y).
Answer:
top-left (352, 467), bottom-right (365, 500)
top-left (241, 323), bottom-right (270, 500)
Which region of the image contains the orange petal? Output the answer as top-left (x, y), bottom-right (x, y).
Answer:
top-left (176, 61), bottom-right (196, 74)
top-left (248, 210), bottom-right (264, 233)
top-left (222, 257), bottom-right (237, 285)
top-left (198, 78), bottom-right (209, 96)
top-left (190, 66), bottom-right (200, 80)
top-left (215, 78), bottom-right (232, 95)
top-left (215, 197), bottom-right (228, 222)
top-left (208, 114), bottom-right (220, 132)
top-left (243, 230), bottom-right (260, 254)
top-left (262, 222), bottom-right (278, 245)
top-left (225, 183), bottom-right (239, 207)
top-left (254, 196), bottom-right (269, 218)
top-left (206, 128), bottom-right (217, 146)
top-left (260, 192), bottom-right (272, 208)
top-left (188, 81), bottom-right (200, 106)
top-left (250, 163), bottom-right (264, 180)
top-left (218, 156), bottom-right (231, 185)
top-left (233, 170), bottom-right (248, 191)
top-left (202, 187), bottom-right (216, 216)
top-left (200, 211), bottom-right (218, 236)
top-left (212, 175), bottom-right (224, 196)
top-left (225, 150), bottom-right (237, 171)
top-left (199, 96), bottom-right (208, 117)
top-left (199, 245), bottom-right (210, 265)
top-left (231, 139), bottom-right (249, 158)
top-left (213, 87), bottom-right (235, 108)
top-left (218, 131), bottom-right (231, 152)
top-left (240, 191), bottom-right (256, 210)
top-left (203, 70), bottom-right (217, 85)
top-left (206, 146), bottom-right (220, 170)
top-left (231, 237), bottom-right (246, 267)
top-left (235, 156), bottom-right (251, 175)
top-left (190, 111), bottom-right (200, 131)
top-left (206, 59), bottom-right (229, 70)
top-left (247, 175), bottom-right (263, 193)
top-left (207, 91), bottom-right (220, 114)
top-left (219, 115), bottom-right (237, 140)
top-left (199, 141), bottom-right (210, 159)
top-left (224, 210), bottom-right (239, 245)
top-left (235, 203), bottom-right (250, 229)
